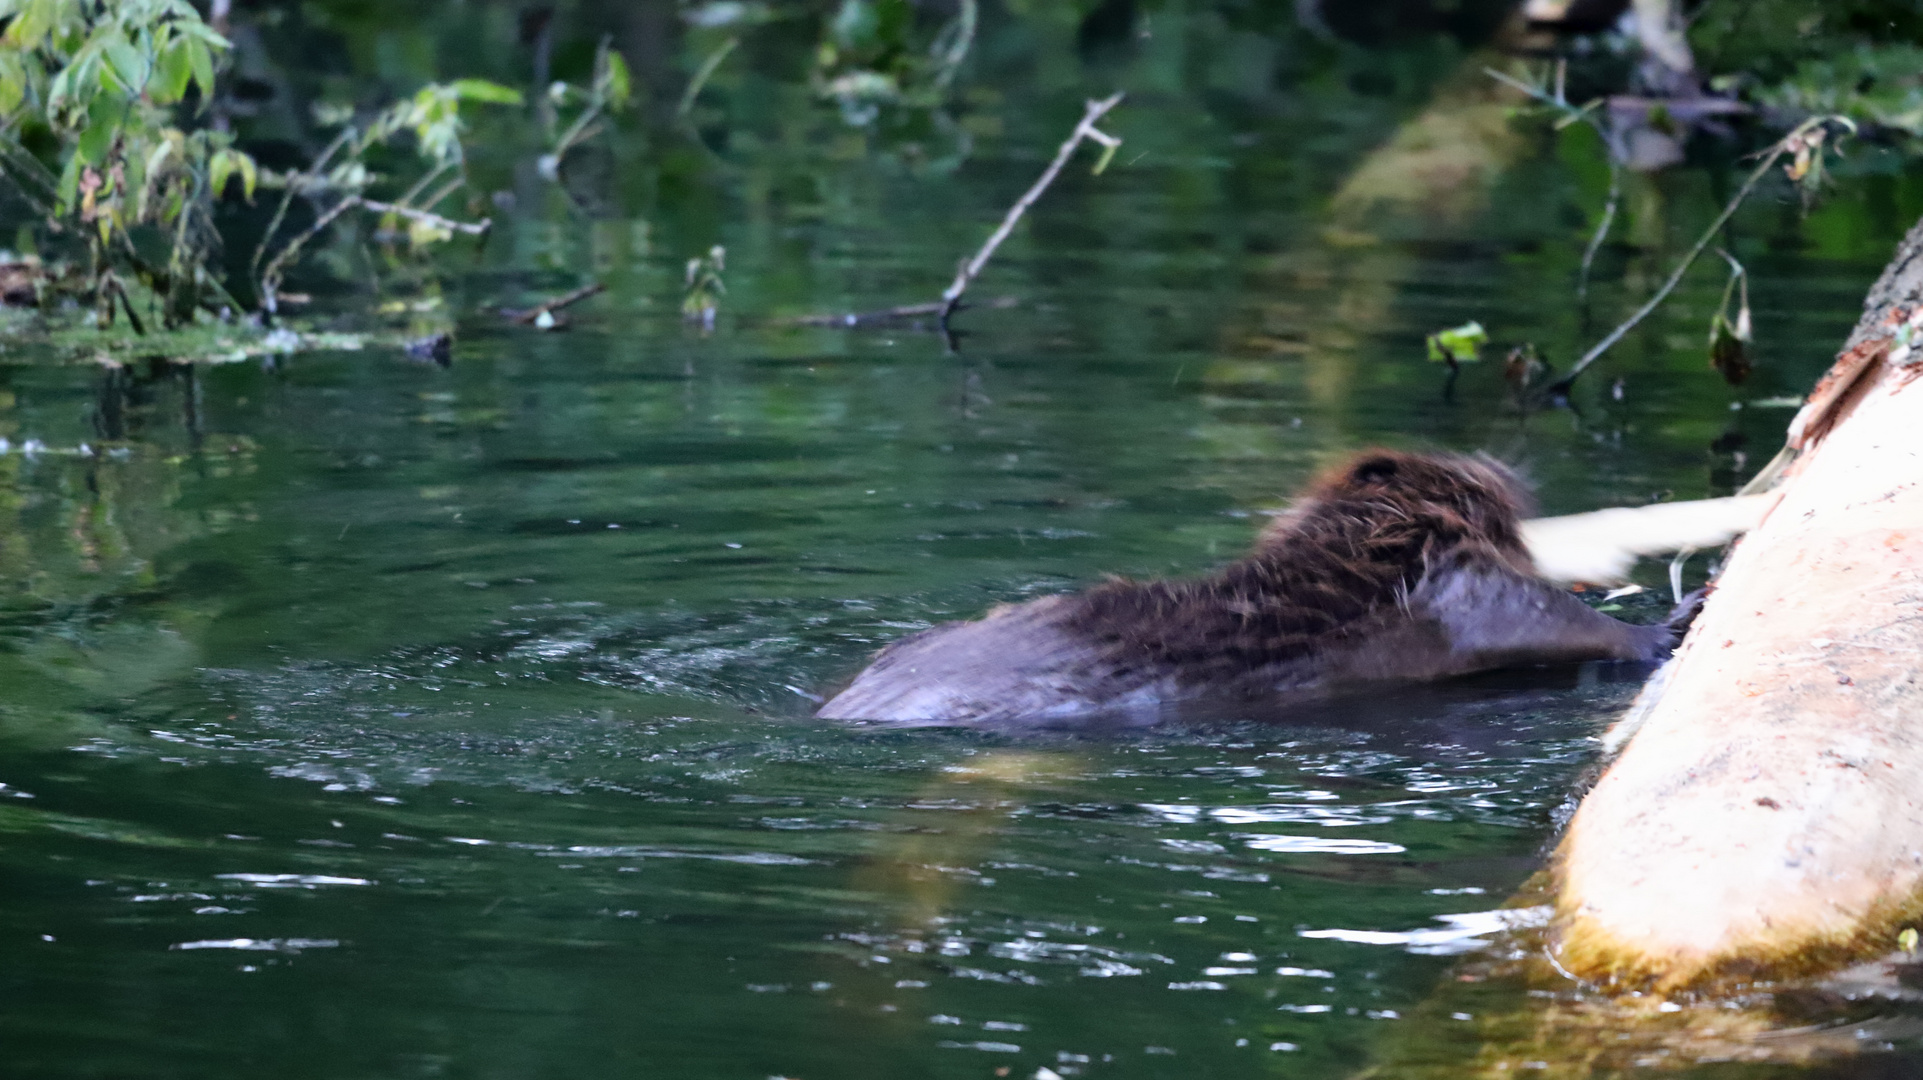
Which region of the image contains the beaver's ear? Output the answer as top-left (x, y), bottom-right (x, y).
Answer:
top-left (1350, 455), bottom-right (1400, 487)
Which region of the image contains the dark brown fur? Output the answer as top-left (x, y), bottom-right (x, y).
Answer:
top-left (817, 451), bottom-right (1676, 725)
top-left (1066, 452), bottom-right (1535, 687)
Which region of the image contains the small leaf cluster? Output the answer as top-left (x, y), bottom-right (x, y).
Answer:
top-left (811, 0), bottom-right (976, 126)
top-left (1754, 44), bottom-right (1923, 138)
top-left (1425, 321), bottom-right (1489, 368)
top-left (682, 244), bottom-right (726, 330)
top-left (539, 37), bottom-right (630, 178)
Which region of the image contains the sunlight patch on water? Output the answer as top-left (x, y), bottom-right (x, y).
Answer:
top-left (213, 873), bottom-right (374, 887)
top-left (1239, 834), bottom-right (1407, 855)
top-left (1299, 906), bottom-right (1554, 956)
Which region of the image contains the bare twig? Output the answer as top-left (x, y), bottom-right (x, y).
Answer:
top-left (259, 195), bottom-right (363, 314)
top-left (250, 126), bottom-right (355, 285)
top-left (1546, 117), bottom-right (1839, 398)
top-left (0, 132), bottom-right (59, 213)
top-left (548, 35), bottom-right (627, 166)
top-left (393, 158), bottom-right (456, 210)
top-left (1577, 161), bottom-right (1621, 302)
top-left (930, 0), bottom-right (977, 92)
top-left (418, 174), bottom-right (467, 215)
top-left (503, 281), bottom-right (606, 324)
top-left (938, 92), bottom-right (1124, 323)
top-left (677, 36), bottom-right (739, 120)
top-left (101, 272), bottom-right (145, 335)
top-left (359, 199), bottom-right (491, 236)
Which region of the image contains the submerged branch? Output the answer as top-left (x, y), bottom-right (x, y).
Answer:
top-left (787, 296), bottom-right (1018, 329)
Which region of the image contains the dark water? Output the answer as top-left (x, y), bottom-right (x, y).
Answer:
top-left (6, 77), bottom-right (1923, 1079)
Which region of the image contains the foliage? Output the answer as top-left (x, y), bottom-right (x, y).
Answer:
top-left (1751, 44), bottom-right (1923, 140)
top-left (254, 76), bottom-right (522, 307)
top-left (812, 0), bottom-right (977, 126)
top-left (1426, 320), bottom-right (1488, 366)
top-left (0, 0), bottom-right (532, 326)
top-left (1691, 1), bottom-right (1923, 147)
top-left (682, 244), bottom-right (726, 330)
top-left (540, 36), bottom-right (632, 179)
top-left (1708, 253), bottom-right (1753, 387)
top-left (0, 0), bottom-right (247, 326)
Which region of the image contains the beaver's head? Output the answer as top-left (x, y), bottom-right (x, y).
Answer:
top-left (1260, 450), bottom-right (1534, 559)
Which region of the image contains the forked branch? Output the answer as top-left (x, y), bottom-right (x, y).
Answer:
top-left (938, 92), bottom-right (1124, 323)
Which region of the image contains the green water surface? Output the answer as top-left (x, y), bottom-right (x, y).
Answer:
top-left (5, 18), bottom-right (1923, 1078)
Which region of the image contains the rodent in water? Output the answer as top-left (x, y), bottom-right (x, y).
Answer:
top-left (816, 450), bottom-right (1694, 725)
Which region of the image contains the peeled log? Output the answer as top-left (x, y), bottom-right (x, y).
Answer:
top-left (1552, 220), bottom-right (1923, 991)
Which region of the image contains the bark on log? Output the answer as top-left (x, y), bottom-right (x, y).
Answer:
top-left (1550, 215), bottom-right (1923, 992)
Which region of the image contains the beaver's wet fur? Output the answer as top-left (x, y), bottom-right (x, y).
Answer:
top-left (817, 450), bottom-right (1686, 725)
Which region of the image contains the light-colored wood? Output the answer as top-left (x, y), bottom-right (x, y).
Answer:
top-left (1552, 329), bottom-right (1923, 990)
top-left (1522, 494), bottom-right (1776, 586)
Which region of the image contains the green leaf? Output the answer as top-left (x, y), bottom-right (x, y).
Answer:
top-left (600, 48), bottom-right (631, 109)
top-left (171, 17), bottom-right (232, 50)
top-left (155, 35), bottom-right (193, 103)
top-left (103, 35), bottom-right (145, 95)
top-left (187, 39), bottom-right (213, 102)
top-left (0, 51), bottom-right (26, 115)
top-left (208, 147), bottom-right (234, 199)
top-left (449, 78), bottom-right (522, 105)
top-left (54, 151), bottom-right (80, 212)
top-left (234, 148), bottom-right (256, 200)
top-left (143, 135), bottom-right (174, 181)
top-left (406, 216), bottom-right (452, 247)
top-left (46, 52), bottom-right (81, 110)
top-left (75, 94), bottom-right (118, 164)
top-left (5, 0), bottom-right (60, 50)
top-left (1425, 320), bottom-right (1489, 364)
top-left (830, 0), bottom-right (879, 50)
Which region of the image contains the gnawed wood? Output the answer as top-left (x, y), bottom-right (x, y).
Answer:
top-left (1550, 215), bottom-right (1923, 993)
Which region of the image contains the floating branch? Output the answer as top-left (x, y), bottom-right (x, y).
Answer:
top-left (790, 301), bottom-right (945, 328)
top-left (786, 296), bottom-right (1021, 329)
top-left (938, 92), bottom-right (1123, 324)
top-left (501, 281), bottom-right (606, 326)
top-left (789, 94), bottom-right (1122, 335)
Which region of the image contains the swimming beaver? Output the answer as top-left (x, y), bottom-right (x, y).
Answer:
top-left (817, 450), bottom-right (1693, 725)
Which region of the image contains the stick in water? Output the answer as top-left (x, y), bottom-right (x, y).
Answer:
top-left (504, 281), bottom-right (607, 325)
top-left (938, 92), bottom-right (1124, 324)
top-left (1545, 116), bottom-right (1841, 398)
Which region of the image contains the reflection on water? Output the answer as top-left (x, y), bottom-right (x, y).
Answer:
top-left (5, 70), bottom-right (1923, 1080)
